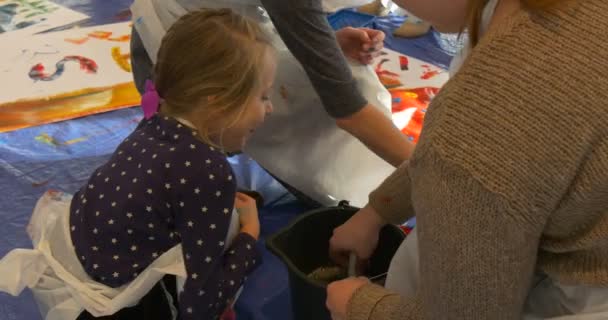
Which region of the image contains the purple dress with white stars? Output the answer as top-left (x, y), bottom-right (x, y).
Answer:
top-left (69, 115), bottom-right (261, 319)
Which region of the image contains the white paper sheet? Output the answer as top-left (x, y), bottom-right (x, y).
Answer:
top-left (0, 0), bottom-right (89, 40)
top-left (0, 22), bottom-right (133, 104)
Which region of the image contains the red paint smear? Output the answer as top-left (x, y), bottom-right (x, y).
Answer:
top-left (399, 55), bottom-right (409, 70)
top-left (400, 225), bottom-right (413, 235)
top-left (32, 63), bottom-right (45, 72)
top-left (390, 87), bottom-right (440, 143)
top-left (371, 54), bottom-right (443, 143)
top-left (32, 179), bottom-right (51, 187)
top-left (375, 58), bottom-right (402, 87)
top-left (401, 111), bottom-right (424, 143)
top-left (65, 56), bottom-right (98, 73)
top-left (421, 70), bottom-right (441, 80)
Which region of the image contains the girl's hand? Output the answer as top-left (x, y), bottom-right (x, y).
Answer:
top-left (236, 192), bottom-right (260, 240)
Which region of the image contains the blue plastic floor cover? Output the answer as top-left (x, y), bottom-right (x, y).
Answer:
top-left (328, 9), bottom-right (377, 30)
top-left (0, 2), bottom-right (449, 320)
top-left (329, 9), bottom-right (460, 70)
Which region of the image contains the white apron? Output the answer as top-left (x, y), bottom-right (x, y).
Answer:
top-left (0, 190), bottom-right (240, 320)
top-left (385, 229), bottom-right (608, 319)
top-left (131, 0), bottom-right (395, 207)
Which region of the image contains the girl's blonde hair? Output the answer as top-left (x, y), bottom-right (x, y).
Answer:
top-left (466, 0), bottom-right (562, 45)
top-left (154, 8), bottom-right (272, 145)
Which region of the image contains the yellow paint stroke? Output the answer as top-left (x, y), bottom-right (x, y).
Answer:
top-left (35, 133), bottom-right (89, 147)
top-left (112, 46), bottom-right (132, 72)
top-left (35, 133), bottom-right (59, 146)
top-left (64, 137), bottom-right (88, 145)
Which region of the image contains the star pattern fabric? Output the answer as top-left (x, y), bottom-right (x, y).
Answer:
top-left (70, 115), bottom-right (261, 319)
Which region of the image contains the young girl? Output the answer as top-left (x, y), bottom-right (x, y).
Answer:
top-left (327, 0), bottom-right (608, 319)
top-left (131, 0), bottom-right (413, 210)
top-left (0, 8), bottom-right (276, 320)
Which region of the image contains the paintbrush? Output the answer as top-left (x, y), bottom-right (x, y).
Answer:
top-left (348, 252), bottom-right (357, 277)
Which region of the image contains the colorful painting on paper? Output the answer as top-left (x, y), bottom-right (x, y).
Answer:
top-left (373, 49), bottom-right (449, 143)
top-left (0, 22), bottom-right (139, 132)
top-left (0, 0), bottom-right (88, 40)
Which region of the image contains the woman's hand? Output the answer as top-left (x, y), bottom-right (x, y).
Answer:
top-left (336, 27), bottom-right (385, 64)
top-left (326, 277), bottom-right (370, 320)
top-left (235, 192), bottom-right (260, 240)
top-left (329, 204), bottom-right (386, 270)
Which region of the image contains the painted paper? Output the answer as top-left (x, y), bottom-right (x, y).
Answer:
top-left (0, 22), bottom-right (139, 132)
top-left (0, 0), bottom-right (89, 40)
top-left (373, 49), bottom-right (449, 143)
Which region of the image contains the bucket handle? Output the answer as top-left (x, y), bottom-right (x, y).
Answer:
top-left (337, 200), bottom-right (358, 210)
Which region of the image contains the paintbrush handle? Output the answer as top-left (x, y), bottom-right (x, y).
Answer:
top-left (348, 252), bottom-right (357, 277)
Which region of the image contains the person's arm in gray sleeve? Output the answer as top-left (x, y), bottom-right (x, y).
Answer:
top-left (261, 0), bottom-right (367, 118)
top-left (260, 0), bottom-right (414, 166)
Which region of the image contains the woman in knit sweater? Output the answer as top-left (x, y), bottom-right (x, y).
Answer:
top-left (327, 0), bottom-right (608, 319)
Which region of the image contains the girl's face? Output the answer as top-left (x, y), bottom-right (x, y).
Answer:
top-left (215, 49), bottom-right (276, 152)
top-left (393, 0), bottom-right (470, 33)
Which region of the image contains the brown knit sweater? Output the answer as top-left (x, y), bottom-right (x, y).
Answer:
top-left (348, 1), bottom-right (608, 319)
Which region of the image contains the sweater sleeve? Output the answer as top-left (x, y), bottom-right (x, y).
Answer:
top-left (348, 147), bottom-right (542, 320)
top-left (260, 0), bottom-right (368, 118)
top-left (368, 161), bottom-right (414, 225)
top-left (172, 160), bottom-right (261, 320)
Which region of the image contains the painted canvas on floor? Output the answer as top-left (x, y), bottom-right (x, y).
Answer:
top-left (373, 48), bottom-right (449, 143)
top-left (0, 0), bottom-right (89, 40)
top-left (0, 21), bottom-right (140, 132)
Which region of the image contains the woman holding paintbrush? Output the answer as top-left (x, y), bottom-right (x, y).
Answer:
top-left (327, 0), bottom-right (608, 319)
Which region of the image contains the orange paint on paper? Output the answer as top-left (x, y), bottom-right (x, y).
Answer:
top-left (88, 31), bottom-right (113, 39)
top-left (390, 87), bottom-right (439, 112)
top-left (0, 82), bottom-right (141, 133)
top-left (108, 35), bottom-right (131, 42)
top-left (66, 32), bottom-right (130, 45)
top-left (65, 37), bottom-right (89, 45)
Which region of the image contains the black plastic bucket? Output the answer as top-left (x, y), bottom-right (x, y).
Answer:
top-left (266, 202), bottom-right (405, 320)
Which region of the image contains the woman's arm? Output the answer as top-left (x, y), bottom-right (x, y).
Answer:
top-left (336, 105), bottom-right (414, 167)
top-left (334, 147), bottom-right (543, 320)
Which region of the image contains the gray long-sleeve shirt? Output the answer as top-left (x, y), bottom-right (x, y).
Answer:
top-left (259, 0), bottom-right (367, 117)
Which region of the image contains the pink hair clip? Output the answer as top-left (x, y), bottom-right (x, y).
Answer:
top-left (141, 80), bottom-right (161, 120)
